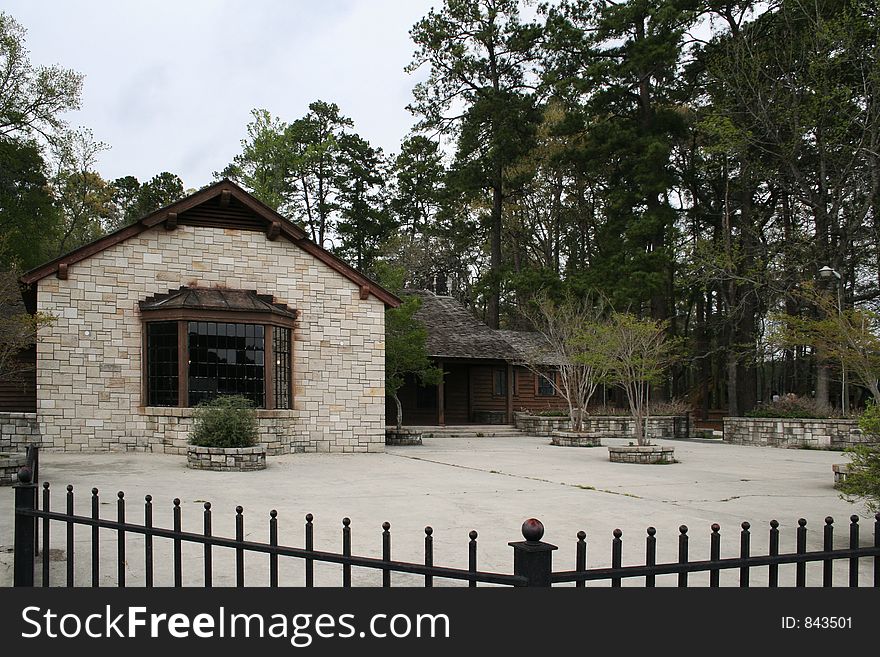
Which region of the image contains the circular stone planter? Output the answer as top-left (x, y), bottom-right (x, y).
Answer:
top-left (608, 445), bottom-right (676, 464)
top-left (187, 445), bottom-right (266, 471)
top-left (385, 429), bottom-right (423, 446)
top-left (550, 431), bottom-right (602, 447)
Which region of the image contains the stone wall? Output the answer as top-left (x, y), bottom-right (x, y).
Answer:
top-left (0, 412), bottom-right (39, 451)
top-left (723, 417), bottom-right (878, 449)
top-left (515, 412), bottom-right (687, 440)
top-left (514, 412), bottom-right (570, 435)
top-left (35, 224), bottom-right (386, 454)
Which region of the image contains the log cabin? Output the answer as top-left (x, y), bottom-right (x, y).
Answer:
top-left (386, 289), bottom-right (568, 426)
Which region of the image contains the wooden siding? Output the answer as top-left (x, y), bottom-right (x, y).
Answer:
top-left (0, 349), bottom-right (36, 413)
top-left (511, 366), bottom-right (568, 413)
top-left (179, 194), bottom-right (267, 232)
top-left (469, 365), bottom-right (507, 416)
top-left (392, 362), bottom-right (569, 425)
top-left (443, 364), bottom-right (470, 424)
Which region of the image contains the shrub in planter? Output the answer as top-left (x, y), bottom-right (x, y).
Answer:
top-left (189, 395), bottom-right (258, 448)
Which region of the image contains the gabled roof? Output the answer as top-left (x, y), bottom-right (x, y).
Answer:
top-left (408, 289), bottom-right (516, 361)
top-left (21, 179), bottom-right (400, 308)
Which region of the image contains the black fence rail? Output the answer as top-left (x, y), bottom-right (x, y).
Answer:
top-left (11, 467), bottom-right (880, 588)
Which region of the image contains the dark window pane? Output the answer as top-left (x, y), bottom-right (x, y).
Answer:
top-left (538, 372), bottom-right (555, 396)
top-left (494, 368), bottom-right (507, 396)
top-left (146, 322), bottom-right (178, 406)
top-left (187, 321), bottom-right (265, 407)
top-left (273, 327), bottom-right (292, 409)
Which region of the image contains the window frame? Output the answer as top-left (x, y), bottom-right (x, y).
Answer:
top-left (141, 309), bottom-right (295, 410)
top-left (493, 367), bottom-right (507, 397)
top-left (536, 370), bottom-right (557, 397)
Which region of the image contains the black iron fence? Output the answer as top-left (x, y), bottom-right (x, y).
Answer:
top-left (11, 464), bottom-right (880, 588)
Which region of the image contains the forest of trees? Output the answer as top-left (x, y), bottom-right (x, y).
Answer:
top-left (2, 1), bottom-right (878, 416)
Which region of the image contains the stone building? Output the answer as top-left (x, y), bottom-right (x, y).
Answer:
top-left (2, 180), bottom-right (398, 454)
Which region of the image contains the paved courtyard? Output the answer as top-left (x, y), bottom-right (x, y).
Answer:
top-left (1, 435), bottom-right (873, 587)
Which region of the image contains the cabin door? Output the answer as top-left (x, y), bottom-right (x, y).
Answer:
top-left (443, 364), bottom-right (470, 424)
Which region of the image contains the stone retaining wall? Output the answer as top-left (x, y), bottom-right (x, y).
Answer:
top-left (0, 412), bottom-right (39, 451)
top-left (723, 417), bottom-right (878, 449)
top-left (515, 412), bottom-right (687, 440)
top-left (186, 445), bottom-right (266, 471)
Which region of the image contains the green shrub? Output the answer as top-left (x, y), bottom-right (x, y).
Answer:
top-left (858, 399), bottom-right (880, 435)
top-left (530, 409), bottom-right (569, 417)
top-left (837, 445), bottom-right (880, 514)
top-left (745, 394), bottom-right (841, 419)
top-left (189, 395), bottom-right (259, 448)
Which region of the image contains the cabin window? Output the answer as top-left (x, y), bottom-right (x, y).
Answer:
top-left (493, 368), bottom-right (507, 396)
top-left (537, 372), bottom-right (556, 396)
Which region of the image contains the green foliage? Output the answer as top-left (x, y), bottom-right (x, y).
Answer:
top-left (0, 12), bottom-right (83, 144)
top-left (108, 172), bottom-right (185, 228)
top-left (772, 288), bottom-right (880, 404)
top-left (0, 137), bottom-right (59, 270)
top-left (189, 395), bottom-right (259, 449)
top-left (334, 132), bottom-right (394, 272)
top-left (408, 0), bottom-right (543, 327)
top-left (0, 268), bottom-right (55, 380)
top-left (746, 394), bottom-right (841, 419)
top-left (837, 446), bottom-right (880, 515)
top-left (49, 127), bottom-right (113, 254)
top-left (384, 285), bottom-right (443, 429)
top-left (588, 313), bottom-right (681, 444)
top-left (858, 400), bottom-right (880, 436)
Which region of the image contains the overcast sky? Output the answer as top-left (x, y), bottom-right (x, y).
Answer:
top-left (5, 0), bottom-right (438, 188)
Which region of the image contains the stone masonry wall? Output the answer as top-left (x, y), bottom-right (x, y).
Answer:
top-left (723, 417), bottom-right (878, 449)
top-left (0, 412), bottom-right (40, 451)
top-left (35, 224), bottom-right (386, 454)
top-left (514, 412), bottom-right (687, 440)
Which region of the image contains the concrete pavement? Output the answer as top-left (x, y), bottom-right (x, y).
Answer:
top-left (0, 435), bottom-right (872, 586)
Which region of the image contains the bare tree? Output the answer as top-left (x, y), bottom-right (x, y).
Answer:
top-left (519, 293), bottom-right (606, 433)
top-left (594, 313), bottom-right (679, 445)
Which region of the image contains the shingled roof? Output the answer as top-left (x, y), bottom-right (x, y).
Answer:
top-left (496, 330), bottom-right (562, 366)
top-left (407, 289), bottom-right (515, 361)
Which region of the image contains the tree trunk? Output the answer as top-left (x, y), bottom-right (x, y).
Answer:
top-left (393, 393), bottom-right (403, 431)
top-left (487, 176), bottom-right (503, 329)
top-left (815, 363), bottom-right (830, 406)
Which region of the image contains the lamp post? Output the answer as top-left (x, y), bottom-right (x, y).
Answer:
top-left (819, 266), bottom-right (847, 410)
